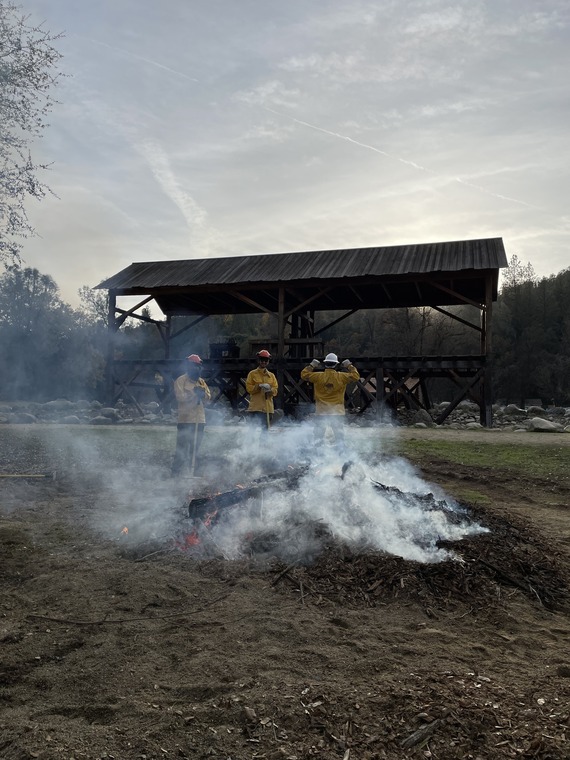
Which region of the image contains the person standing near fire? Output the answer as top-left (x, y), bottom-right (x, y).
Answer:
top-left (171, 354), bottom-right (211, 476)
top-left (245, 349), bottom-right (278, 430)
top-left (301, 353), bottom-right (359, 453)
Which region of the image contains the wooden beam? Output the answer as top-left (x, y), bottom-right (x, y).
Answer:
top-left (170, 314), bottom-right (209, 340)
top-left (115, 295), bottom-right (155, 326)
top-left (434, 368), bottom-right (485, 424)
top-left (232, 290), bottom-right (279, 319)
top-left (314, 309), bottom-right (359, 336)
top-left (284, 287), bottom-right (333, 319)
top-left (431, 281), bottom-right (485, 310)
top-left (116, 307), bottom-right (162, 326)
top-left (430, 304), bottom-right (482, 333)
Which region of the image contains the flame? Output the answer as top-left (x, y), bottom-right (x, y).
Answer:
top-left (175, 507), bottom-right (219, 551)
top-left (203, 509), bottom-right (218, 528)
top-left (121, 526), bottom-right (128, 535)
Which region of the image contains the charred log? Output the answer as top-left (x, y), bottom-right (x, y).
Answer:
top-left (186, 465), bottom-right (310, 520)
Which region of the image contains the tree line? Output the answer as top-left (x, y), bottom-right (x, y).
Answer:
top-left (0, 255), bottom-right (568, 407)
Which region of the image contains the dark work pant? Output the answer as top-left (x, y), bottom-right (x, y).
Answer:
top-left (247, 411), bottom-right (273, 431)
top-left (171, 423), bottom-right (205, 474)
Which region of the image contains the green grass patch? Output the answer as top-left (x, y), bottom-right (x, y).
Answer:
top-left (398, 438), bottom-right (570, 482)
top-left (444, 488), bottom-right (492, 506)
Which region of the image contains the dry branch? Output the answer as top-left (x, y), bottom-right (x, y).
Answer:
top-left (27, 592), bottom-right (231, 626)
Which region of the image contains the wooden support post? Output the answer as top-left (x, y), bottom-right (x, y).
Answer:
top-left (376, 365), bottom-right (385, 421)
top-left (277, 287), bottom-right (285, 412)
top-left (105, 291), bottom-right (117, 406)
top-left (481, 275), bottom-right (494, 427)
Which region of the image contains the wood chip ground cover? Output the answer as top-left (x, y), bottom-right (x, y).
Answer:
top-left (0, 426), bottom-right (569, 759)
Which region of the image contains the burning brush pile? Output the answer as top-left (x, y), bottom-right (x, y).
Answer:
top-left (180, 458), bottom-right (479, 564)
top-left (165, 453), bottom-right (568, 614)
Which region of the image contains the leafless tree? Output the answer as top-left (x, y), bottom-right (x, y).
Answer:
top-left (0, 2), bottom-right (63, 258)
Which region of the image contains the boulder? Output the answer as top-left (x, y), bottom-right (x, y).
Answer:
top-left (99, 407), bottom-right (120, 420)
top-left (8, 412), bottom-right (38, 424)
top-left (526, 405), bottom-right (546, 416)
top-left (88, 416), bottom-right (111, 425)
top-left (411, 409), bottom-right (436, 428)
top-left (59, 415), bottom-right (81, 424)
top-left (504, 404), bottom-right (526, 415)
top-left (42, 399), bottom-right (75, 412)
top-left (457, 401), bottom-right (479, 414)
top-left (527, 417), bottom-right (562, 433)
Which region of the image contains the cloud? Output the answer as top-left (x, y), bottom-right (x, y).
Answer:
top-left (233, 80), bottom-right (301, 109)
top-left (134, 139), bottom-right (224, 254)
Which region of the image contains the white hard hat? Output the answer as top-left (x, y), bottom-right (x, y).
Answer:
top-left (324, 352), bottom-right (339, 365)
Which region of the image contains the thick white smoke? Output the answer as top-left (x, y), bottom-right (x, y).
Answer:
top-left (27, 422), bottom-right (485, 565)
top-left (180, 421), bottom-right (487, 564)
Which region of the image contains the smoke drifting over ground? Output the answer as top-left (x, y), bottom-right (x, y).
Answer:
top-left (176, 422), bottom-right (487, 565)
top-left (14, 422), bottom-right (485, 565)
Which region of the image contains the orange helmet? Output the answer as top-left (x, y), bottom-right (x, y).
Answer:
top-left (186, 354), bottom-right (203, 364)
top-left (256, 349), bottom-right (271, 359)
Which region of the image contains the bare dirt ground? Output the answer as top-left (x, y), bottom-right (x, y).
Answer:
top-left (1, 426), bottom-right (569, 760)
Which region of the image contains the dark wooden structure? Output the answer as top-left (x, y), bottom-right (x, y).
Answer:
top-left (97, 238), bottom-right (508, 426)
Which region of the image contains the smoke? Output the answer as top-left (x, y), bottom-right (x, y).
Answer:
top-left (178, 421), bottom-right (487, 564)
top-left (5, 422), bottom-right (485, 566)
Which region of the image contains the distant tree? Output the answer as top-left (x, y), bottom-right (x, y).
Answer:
top-left (0, 2), bottom-right (63, 258)
top-left (77, 285), bottom-right (109, 326)
top-left (500, 254), bottom-right (536, 290)
top-left (494, 264), bottom-right (570, 405)
top-left (0, 264), bottom-right (105, 400)
top-left (0, 263), bottom-right (61, 328)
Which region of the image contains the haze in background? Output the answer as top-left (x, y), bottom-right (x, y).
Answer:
top-left (21, 0), bottom-right (570, 305)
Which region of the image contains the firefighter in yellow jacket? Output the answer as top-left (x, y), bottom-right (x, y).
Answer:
top-left (301, 353), bottom-right (359, 453)
top-left (245, 349), bottom-right (278, 430)
top-left (171, 354), bottom-right (212, 475)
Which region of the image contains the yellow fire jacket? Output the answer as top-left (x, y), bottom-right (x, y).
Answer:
top-left (300, 363), bottom-right (360, 415)
top-left (245, 367), bottom-right (278, 413)
top-left (173, 374), bottom-right (211, 423)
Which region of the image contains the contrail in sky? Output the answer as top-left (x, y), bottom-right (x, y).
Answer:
top-left (84, 37), bottom-right (200, 83)
top-left (263, 106), bottom-right (432, 173)
top-left (263, 106), bottom-right (537, 209)
top-left (80, 37), bottom-right (535, 210)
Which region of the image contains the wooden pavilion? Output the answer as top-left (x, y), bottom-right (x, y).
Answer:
top-left (97, 237), bottom-right (508, 426)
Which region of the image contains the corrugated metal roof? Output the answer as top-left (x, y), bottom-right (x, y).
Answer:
top-left (97, 238), bottom-right (507, 291)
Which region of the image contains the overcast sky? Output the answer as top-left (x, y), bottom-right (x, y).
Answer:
top-left (21, 0), bottom-right (570, 306)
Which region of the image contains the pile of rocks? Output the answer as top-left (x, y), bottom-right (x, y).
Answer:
top-left (1, 398), bottom-right (569, 433)
top-left (0, 399), bottom-right (174, 426)
top-left (403, 401), bottom-right (570, 433)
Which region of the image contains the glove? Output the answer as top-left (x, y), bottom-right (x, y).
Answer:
top-left (259, 383), bottom-right (271, 392)
top-left (194, 386), bottom-right (206, 400)
top-left (310, 359), bottom-right (321, 368)
top-left (341, 359), bottom-right (352, 368)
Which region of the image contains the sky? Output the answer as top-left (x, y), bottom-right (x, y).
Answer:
top-left (19, 0), bottom-right (570, 306)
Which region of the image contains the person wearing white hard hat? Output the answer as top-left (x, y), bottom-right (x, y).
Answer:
top-left (171, 354), bottom-right (212, 476)
top-left (301, 353), bottom-right (359, 453)
top-left (245, 349), bottom-right (279, 431)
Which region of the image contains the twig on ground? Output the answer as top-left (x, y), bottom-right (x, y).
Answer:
top-left (27, 592), bottom-right (231, 627)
